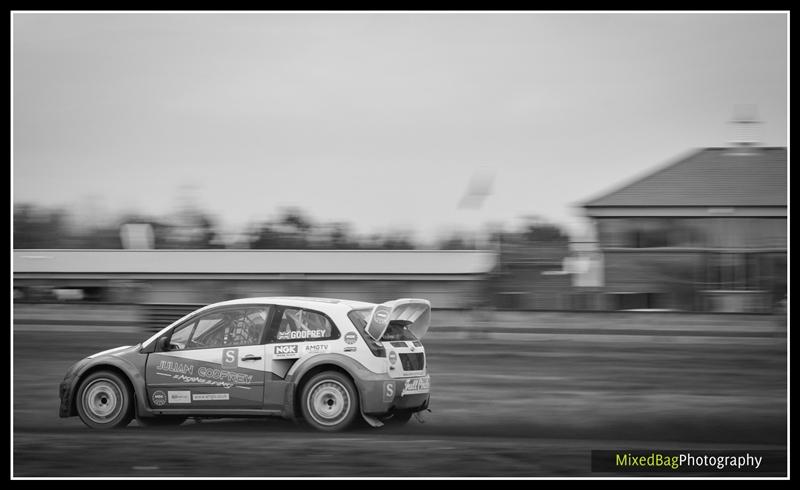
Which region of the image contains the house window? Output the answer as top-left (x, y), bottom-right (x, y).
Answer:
top-left (705, 253), bottom-right (759, 291)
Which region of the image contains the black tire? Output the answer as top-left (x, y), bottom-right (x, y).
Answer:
top-left (75, 370), bottom-right (134, 429)
top-left (381, 411), bottom-right (414, 426)
top-left (136, 416), bottom-right (187, 427)
top-left (300, 371), bottom-right (359, 432)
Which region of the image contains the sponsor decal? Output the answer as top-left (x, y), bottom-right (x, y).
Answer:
top-left (367, 305), bottom-right (392, 339)
top-left (197, 366), bottom-right (253, 384)
top-left (344, 346), bottom-right (356, 352)
top-left (374, 308), bottom-right (389, 324)
top-left (277, 329), bottom-right (327, 341)
top-left (222, 348), bottom-right (238, 369)
top-left (169, 374), bottom-right (234, 389)
top-left (383, 381), bottom-right (395, 402)
top-left (303, 344), bottom-right (329, 354)
top-left (153, 357), bottom-right (255, 389)
top-left (401, 376), bottom-right (430, 396)
top-left (152, 390), bottom-right (167, 407)
top-left (274, 344), bottom-right (299, 359)
top-left (167, 391), bottom-right (191, 404)
top-left (156, 360), bottom-right (194, 375)
top-left (344, 332), bottom-right (358, 345)
top-left (388, 351), bottom-right (397, 365)
top-left (192, 393), bottom-right (230, 401)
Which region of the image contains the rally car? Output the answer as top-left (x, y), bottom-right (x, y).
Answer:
top-left (59, 297), bottom-right (431, 432)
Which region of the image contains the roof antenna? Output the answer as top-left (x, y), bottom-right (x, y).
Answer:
top-left (728, 104), bottom-right (761, 155)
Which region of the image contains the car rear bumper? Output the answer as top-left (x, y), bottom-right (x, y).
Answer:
top-left (359, 377), bottom-right (430, 415)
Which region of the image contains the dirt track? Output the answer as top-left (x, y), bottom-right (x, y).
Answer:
top-left (13, 326), bottom-right (787, 477)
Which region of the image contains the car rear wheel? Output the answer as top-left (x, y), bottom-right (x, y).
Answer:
top-left (136, 416), bottom-right (187, 427)
top-left (75, 371), bottom-right (133, 429)
top-left (300, 371), bottom-right (359, 432)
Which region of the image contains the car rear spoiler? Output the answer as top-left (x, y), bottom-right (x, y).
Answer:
top-left (365, 298), bottom-right (431, 341)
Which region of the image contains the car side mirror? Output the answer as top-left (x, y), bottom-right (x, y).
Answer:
top-left (157, 336), bottom-right (171, 352)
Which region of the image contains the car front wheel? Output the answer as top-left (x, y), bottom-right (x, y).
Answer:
top-left (300, 371), bottom-right (359, 432)
top-left (75, 370), bottom-right (133, 429)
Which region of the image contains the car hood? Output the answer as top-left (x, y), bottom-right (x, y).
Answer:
top-left (87, 344), bottom-right (139, 359)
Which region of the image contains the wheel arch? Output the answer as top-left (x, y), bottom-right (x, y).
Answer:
top-left (292, 363), bottom-right (359, 421)
top-left (69, 360), bottom-right (141, 417)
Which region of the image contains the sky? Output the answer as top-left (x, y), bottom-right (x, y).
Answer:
top-left (12, 12), bottom-right (788, 245)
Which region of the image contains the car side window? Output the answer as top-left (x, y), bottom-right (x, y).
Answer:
top-left (168, 307), bottom-right (271, 351)
top-left (186, 311), bottom-right (228, 349)
top-left (272, 308), bottom-right (338, 342)
top-left (168, 320), bottom-right (194, 350)
top-left (223, 307), bottom-right (271, 347)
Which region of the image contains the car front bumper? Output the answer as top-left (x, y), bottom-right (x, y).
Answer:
top-left (59, 377), bottom-right (75, 417)
top-left (58, 359), bottom-right (89, 418)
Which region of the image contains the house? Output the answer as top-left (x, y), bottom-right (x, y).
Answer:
top-left (582, 146), bottom-right (787, 312)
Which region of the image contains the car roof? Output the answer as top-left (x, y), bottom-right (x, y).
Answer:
top-left (142, 296), bottom-right (378, 349)
top-left (203, 296), bottom-right (376, 313)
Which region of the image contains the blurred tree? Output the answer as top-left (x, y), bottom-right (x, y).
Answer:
top-left (15, 202), bottom-right (430, 251)
top-left (520, 217), bottom-right (570, 245)
top-left (438, 234), bottom-right (476, 250)
top-left (278, 207), bottom-right (312, 233)
top-left (196, 214), bottom-right (224, 248)
top-left (329, 222), bottom-right (360, 249)
top-left (249, 223), bottom-right (293, 249)
top-left (378, 233), bottom-right (416, 250)
top-left (73, 226), bottom-right (123, 249)
top-left (14, 204), bottom-right (126, 249)
top-left (159, 207), bottom-right (221, 249)
top-left (14, 204), bottom-right (70, 248)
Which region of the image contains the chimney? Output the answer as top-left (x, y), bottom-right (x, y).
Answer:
top-left (727, 104), bottom-right (762, 155)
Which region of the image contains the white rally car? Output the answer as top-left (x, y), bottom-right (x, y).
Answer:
top-left (59, 297), bottom-right (431, 432)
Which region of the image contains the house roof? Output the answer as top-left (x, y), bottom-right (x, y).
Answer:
top-left (583, 147), bottom-right (787, 207)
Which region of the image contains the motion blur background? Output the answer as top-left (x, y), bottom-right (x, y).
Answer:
top-left (12, 11), bottom-right (787, 477)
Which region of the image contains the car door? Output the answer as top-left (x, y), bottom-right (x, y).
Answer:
top-left (145, 305), bottom-right (273, 410)
top-left (262, 306), bottom-right (340, 410)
